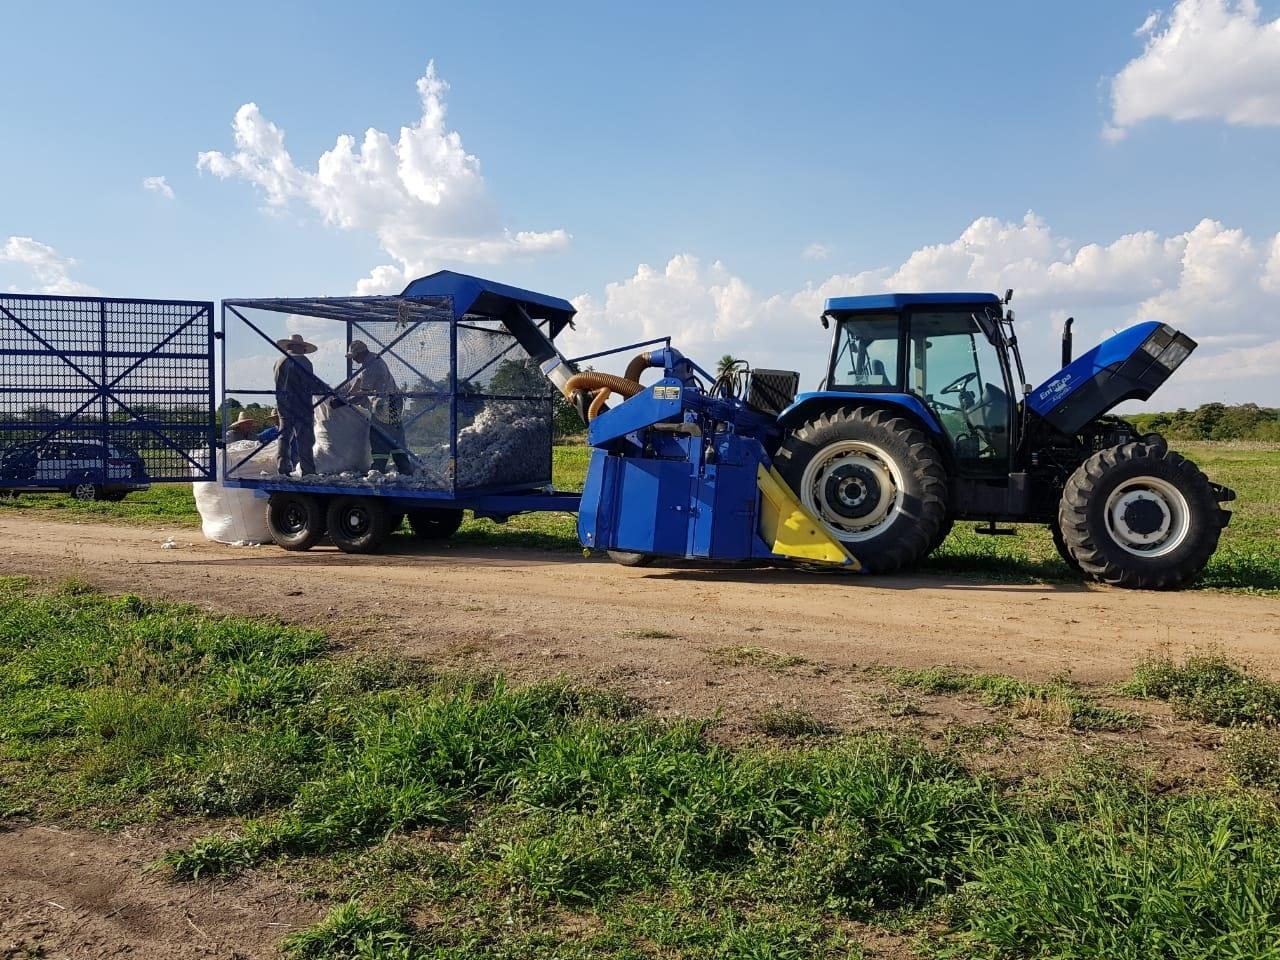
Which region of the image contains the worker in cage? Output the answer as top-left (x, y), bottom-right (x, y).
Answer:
top-left (343, 340), bottom-right (412, 476)
top-left (224, 411), bottom-right (258, 444)
top-left (273, 334), bottom-right (321, 477)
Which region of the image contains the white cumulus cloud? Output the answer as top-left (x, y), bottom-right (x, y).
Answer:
top-left (198, 62), bottom-right (570, 294)
top-left (560, 214), bottom-right (1280, 407)
top-left (143, 175), bottom-right (175, 199)
top-left (1107, 0), bottom-right (1280, 137)
top-left (0, 237), bottom-right (99, 295)
top-left (802, 243), bottom-right (831, 261)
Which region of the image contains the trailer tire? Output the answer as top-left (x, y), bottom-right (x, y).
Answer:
top-left (267, 493), bottom-right (326, 551)
top-left (406, 508), bottom-right (464, 540)
top-left (1058, 442), bottom-right (1222, 589)
top-left (327, 496), bottom-right (392, 554)
top-left (776, 407), bottom-right (948, 574)
top-left (607, 550), bottom-right (655, 567)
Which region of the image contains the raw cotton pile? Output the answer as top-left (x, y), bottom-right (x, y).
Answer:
top-left (451, 403), bottom-right (550, 488)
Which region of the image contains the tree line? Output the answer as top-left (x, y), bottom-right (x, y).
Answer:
top-left (1127, 403), bottom-right (1280, 441)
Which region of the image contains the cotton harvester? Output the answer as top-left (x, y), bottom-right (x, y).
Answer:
top-left (507, 287), bottom-right (1234, 590)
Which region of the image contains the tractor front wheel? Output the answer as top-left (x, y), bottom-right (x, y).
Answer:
top-left (775, 407), bottom-right (948, 574)
top-left (1057, 442), bottom-right (1223, 589)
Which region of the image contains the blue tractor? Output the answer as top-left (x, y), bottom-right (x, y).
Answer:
top-left (561, 290), bottom-right (1234, 589)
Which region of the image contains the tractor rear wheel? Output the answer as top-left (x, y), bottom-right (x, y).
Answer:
top-left (775, 407), bottom-right (948, 574)
top-left (1049, 517), bottom-right (1084, 575)
top-left (1058, 442), bottom-right (1222, 589)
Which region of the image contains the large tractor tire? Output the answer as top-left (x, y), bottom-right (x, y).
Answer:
top-left (775, 407), bottom-right (948, 574)
top-left (1049, 517), bottom-right (1084, 575)
top-left (1057, 442), bottom-right (1223, 589)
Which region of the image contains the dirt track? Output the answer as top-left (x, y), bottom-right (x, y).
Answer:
top-left (1, 516), bottom-right (1276, 708)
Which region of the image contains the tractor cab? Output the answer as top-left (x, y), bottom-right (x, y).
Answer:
top-left (821, 293), bottom-right (1021, 475)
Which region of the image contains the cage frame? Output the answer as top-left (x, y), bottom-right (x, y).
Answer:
top-left (219, 291), bottom-right (572, 506)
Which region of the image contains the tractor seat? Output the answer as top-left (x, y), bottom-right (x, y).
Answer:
top-left (970, 382), bottom-right (1009, 457)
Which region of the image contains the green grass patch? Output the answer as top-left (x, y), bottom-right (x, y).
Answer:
top-left (1124, 653), bottom-right (1280, 727)
top-left (1222, 728), bottom-right (1280, 791)
top-left (708, 645), bottom-right (808, 671)
top-left (752, 708), bottom-right (834, 738)
top-left (885, 666), bottom-right (1141, 732)
top-left (6, 579), bottom-right (1280, 958)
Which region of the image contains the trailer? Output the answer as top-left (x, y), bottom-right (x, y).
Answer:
top-left (219, 272), bottom-right (582, 552)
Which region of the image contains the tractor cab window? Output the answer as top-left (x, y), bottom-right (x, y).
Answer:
top-left (829, 314), bottom-right (899, 389)
top-left (908, 312), bottom-right (1012, 464)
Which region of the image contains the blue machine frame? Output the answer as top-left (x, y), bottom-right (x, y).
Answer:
top-left (219, 275), bottom-right (583, 521)
top-left (0, 292), bottom-right (216, 489)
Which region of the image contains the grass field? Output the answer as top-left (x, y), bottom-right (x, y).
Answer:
top-left (4, 576), bottom-right (1280, 959)
top-left (1, 441), bottom-right (1275, 594)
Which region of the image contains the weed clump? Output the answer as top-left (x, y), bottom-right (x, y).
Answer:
top-left (1222, 728), bottom-right (1280, 790)
top-left (885, 666), bottom-right (1140, 732)
top-left (1125, 653), bottom-right (1280, 727)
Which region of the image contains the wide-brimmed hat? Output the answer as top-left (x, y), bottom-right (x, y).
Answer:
top-left (229, 412), bottom-right (257, 431)
top-left (277, 333), bottom-right (318, 354)
top-left (346, 339), bottom-right (371, 360)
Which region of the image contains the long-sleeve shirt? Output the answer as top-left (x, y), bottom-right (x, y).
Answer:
top-left (274, 354), bottom-right (324, 420)
top-left (344, 354), bottom-right (401, 422)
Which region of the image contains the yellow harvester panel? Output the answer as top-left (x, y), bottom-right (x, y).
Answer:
top-left (756, 465), bottom-right (858, 568)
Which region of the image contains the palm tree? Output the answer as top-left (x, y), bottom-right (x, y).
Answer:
top-left (716, 354), bottom-right (739, 378)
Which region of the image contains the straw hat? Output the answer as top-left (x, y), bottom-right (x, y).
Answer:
top-left (276, 333), bottom-right (318, 354)
top-left (229, 412), bottom-right (257, 431)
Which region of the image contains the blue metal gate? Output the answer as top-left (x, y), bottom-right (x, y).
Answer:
top-left (0, 294), bottom-right (216, 492)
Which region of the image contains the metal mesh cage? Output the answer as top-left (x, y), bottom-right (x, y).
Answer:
top-left (222, 295), bottom-right (556, 495)
top-left (0, 294), bottom-right (214, 487)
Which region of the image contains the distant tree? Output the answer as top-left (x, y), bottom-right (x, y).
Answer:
top-left (716, 354), bottom-right (739, 378)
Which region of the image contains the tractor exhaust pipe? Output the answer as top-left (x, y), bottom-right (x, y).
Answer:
top-left (1062, 316), bottom-right (1074, 367)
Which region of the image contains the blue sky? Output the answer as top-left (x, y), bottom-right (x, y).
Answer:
top-left (2, 0), bottom-right (1279, 404)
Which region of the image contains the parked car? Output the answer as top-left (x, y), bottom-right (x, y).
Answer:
top-left (0, 439), bottom-right (150, 501)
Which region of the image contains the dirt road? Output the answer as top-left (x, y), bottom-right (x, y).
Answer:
top-left (1, 517), bottom-right (1276, 713)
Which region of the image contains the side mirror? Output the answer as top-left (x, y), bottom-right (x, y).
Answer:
top-left (1004, 288), bottom-right (1014, 304)
top-left (820, 313), bottom-right (831, 330)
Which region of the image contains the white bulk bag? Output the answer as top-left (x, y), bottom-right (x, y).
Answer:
top-left (313, 399), bottom-right (372, 475)
top-left (192, 440), bottom-right (276, 544)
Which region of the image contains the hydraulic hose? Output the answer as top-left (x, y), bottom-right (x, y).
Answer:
top-left (563, 369), bottom-right (646, 422)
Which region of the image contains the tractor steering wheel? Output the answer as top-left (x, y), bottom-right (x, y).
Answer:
top-left (940, 371), bottom-right (978, 395)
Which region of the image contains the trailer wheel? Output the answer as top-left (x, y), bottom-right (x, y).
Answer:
top-left (328, 496), bottom-right (391, 554)
top-left (776, 407), bottom-right (948, 574)
top-left (267, 492), bottom-right (326, 551)
top-left (1058, 442), bottom-right (1223, 589)
top-left (607, 550), bottom-right (655, 567)
top-left (406, 508), bottom-right (464, 540)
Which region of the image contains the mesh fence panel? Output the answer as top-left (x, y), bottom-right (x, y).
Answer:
top-left (0, 295), bottom-right (213, 485)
